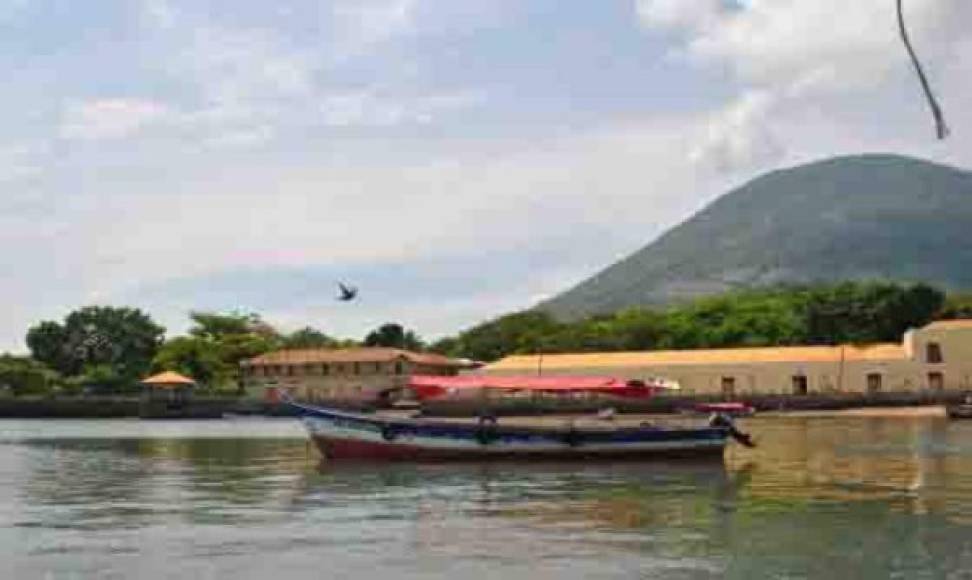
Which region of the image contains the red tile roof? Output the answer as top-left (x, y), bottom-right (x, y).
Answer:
top-left (923, 319), bottom-right (972, 330)
top-left (242, 347), bottom-right (464, 368)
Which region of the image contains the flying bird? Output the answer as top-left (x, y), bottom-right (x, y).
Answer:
top-left (337, 282), bottom-right (358, 302)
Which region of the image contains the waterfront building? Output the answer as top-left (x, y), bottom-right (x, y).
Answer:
top-left (241, 347), bottom-right (469, 403)
top-left (478, 320), bottom-right (972, 397)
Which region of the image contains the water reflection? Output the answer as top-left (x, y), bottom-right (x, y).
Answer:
top-left (2, 417), bottom-right (972, 579)
top-left (15, 436), bottom-right (314, 530)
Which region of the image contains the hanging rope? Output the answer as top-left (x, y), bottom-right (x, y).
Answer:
top-left (896, 0), bottom-right (949, 139)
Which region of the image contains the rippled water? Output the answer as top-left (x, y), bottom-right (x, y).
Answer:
top-left (2, 416), bottom-right (971, 579)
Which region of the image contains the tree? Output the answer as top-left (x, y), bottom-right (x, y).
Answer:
top-left (152, 336), bottom-right (230, 387)
top-left (431, 281), bottom-right (951, 361)
top-left (26, 306), bottom-right (165, 391)
top-left (801, 282), bottom-right (943, 344)
top-left (442, 311), bottom-right (563, 362)
top-left (363, 323), bottom-right (424, 351)
top-left (188, 311), bottom-right (277, 342)
top-left (0, 355), bottom-right (60, 396)
top-left (284, 327), bottom-right (338, 349)
top-left (174, 311), bottom-right (283, 391)
top-left (428, 336), bottom-right (460, 356)
top-left (23, 321), bottom-right (68, 373)
top-left (939, 293), bottom-right (972, 319)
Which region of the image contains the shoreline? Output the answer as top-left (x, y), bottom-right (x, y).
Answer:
top-left (757, 405), bottom-right (948, 418)
top-left (0, 395), bottom-right (961, 420)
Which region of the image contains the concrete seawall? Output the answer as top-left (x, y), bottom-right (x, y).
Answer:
top-left (0, 391), bottom-right (966, 418)
top-left (0, 397), bottom-right (301, 418)
top-left (419, 391), bottom-right (970, 417)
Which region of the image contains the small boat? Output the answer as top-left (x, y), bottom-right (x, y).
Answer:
top-left (947, 395), bottom-right (972, 419)
top-left (287, 375), bottom-right (754, 461)
top-left (947, 405), bottom-right (972, 419)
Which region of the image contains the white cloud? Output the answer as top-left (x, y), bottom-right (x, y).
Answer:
top-left (635, 0), bottom-right (731, 34)
top-left (21, 114), bottom-right (701, 315)
top-left (689, 90), bottom-right (784, 173)
top-left (0, 144), bottom-right (46, 182)
top-left (59, 98), bottom-right (171, 141)
top-left (320, 90), bottom-right (483, 127)
top-left (637, 0), bottom-right (972, 173)
top-left (639, 0), bottom-right (969, 96)
top-left (136, 1), bottom-right (316, 150)
top-left (329, 0), bottom-right (418, 60)
top-left (182, 25), bottom-right (314, 106)
top-left (142, 0), bottom-right (175, 29)
top-left (200, 125), bottom-right (275, 149)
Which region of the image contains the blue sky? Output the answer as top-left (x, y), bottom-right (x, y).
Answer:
top-left (2, 0), bottom-right (971, 350)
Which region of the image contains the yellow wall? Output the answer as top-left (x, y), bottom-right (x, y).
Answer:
top-left (243, 359), bottom-right (457, 401)
top-left (479, 324), bottom-right (972, 397)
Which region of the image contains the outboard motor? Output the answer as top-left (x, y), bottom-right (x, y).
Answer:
top-left (710, 413), bottom-right (756, 448)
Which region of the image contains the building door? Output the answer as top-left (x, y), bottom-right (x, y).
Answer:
top-left (792, 375), bottom-right (808, 396)
top-left (928, 372), bottom-right (944, 391)
top-left (866, 373), bottom-right (882, 394)
top-left (721, 377), bottom-right (736, 399)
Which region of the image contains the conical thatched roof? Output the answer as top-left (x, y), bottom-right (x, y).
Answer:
top-left (141, 371), bottom-right (196, 388)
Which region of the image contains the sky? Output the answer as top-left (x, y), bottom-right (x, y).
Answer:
top-left (2, 0), bottom-right (971, 351)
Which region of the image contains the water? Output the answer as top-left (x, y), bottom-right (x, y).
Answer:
top-left (1, 416), bottom-right (971, 579)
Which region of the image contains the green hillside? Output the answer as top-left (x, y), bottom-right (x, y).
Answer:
top-left (540, 154), bottom-right (972, 320)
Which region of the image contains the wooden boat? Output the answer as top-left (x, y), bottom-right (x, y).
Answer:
top-left (947, 405), bottom-right (972, 419)
top-left (947, 395), bottom-right (972, 419)
top-left (287, 375), bottom-right (754, 461)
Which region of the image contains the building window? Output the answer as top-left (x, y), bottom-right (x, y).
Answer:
top-left (285, 365), bottom-right (294, 377)
top-left (928, 372), bottom-right (944, 391)
top-left (866, 373), bottom-right (882, 393)
top-left (926, 342), bottom-right (943, 364)
top-left (374, 362), bottom-right (382, 373)
top-left (322, 364), bottom-right (330, 376)
top-left (394, 361), bottom-right (404, 375)
top-left (353, 362), bottom-right (360, 375)
top-left (792, 375), bottom-right (809, 396)
top-left (335, 364), bottom-right (344, 374)
top-left (721, 377), bottom-right (735, 399)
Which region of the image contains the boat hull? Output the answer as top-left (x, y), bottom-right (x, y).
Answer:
top-left (294, 403), bottom-right (729, 462)
top-left (947, 405), bottom-right (972, 419)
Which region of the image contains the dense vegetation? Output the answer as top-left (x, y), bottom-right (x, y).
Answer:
top-left (2, 281), bottom-right (970, 396)
top-left (542, 155), bottom-right (972, 319)
top-left (4, 310), bottom-right (421, 395)
top-left (431, 282), bottom-right (957, 362)
top-left (25, 306), bottom-right (165, 393)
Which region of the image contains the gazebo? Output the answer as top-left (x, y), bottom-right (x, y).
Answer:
top-left (141, 371), bottom-right (196, 405)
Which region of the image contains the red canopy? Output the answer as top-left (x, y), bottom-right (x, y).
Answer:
top-left (408, 375), bottom-right (673, 400)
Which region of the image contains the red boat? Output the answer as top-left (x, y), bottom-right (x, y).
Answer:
top-left (287, 375), bottom-right (755, 461)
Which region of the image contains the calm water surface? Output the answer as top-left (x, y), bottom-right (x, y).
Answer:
top-left (1, 416), bottom-right (971, 579)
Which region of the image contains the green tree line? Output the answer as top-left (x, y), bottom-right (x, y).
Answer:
top-left (2, 310), bottom-right (423, 396)
top-left (429, 282), bottom-right (972, 361)
top-left (2, 282), bottom-right (971, 396)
